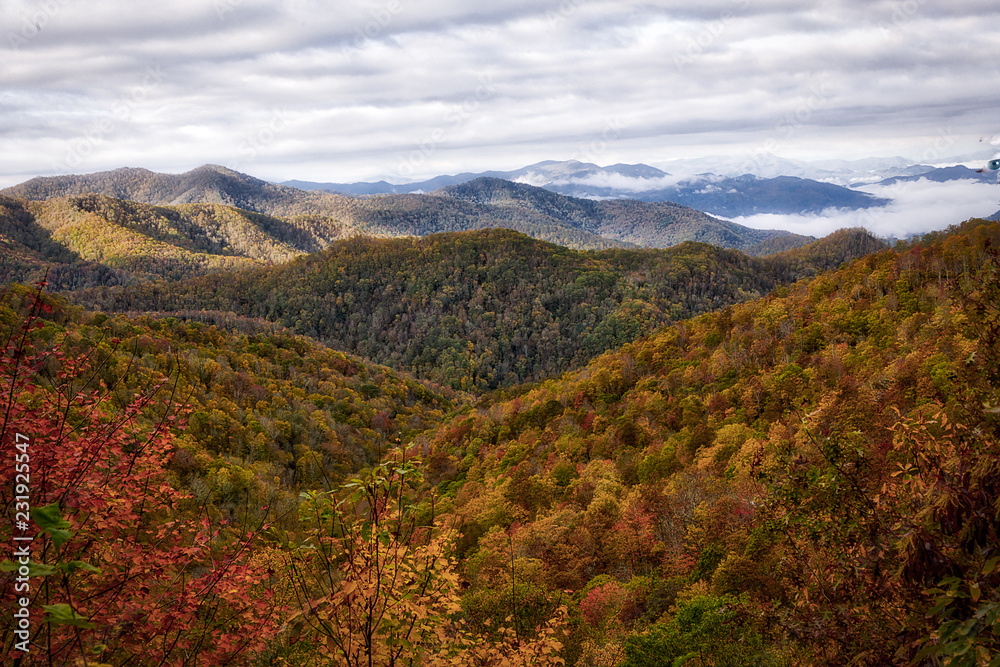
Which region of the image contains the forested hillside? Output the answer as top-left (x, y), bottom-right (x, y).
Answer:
top-left (0, 283), bottom-right (455, 520)
top-left (1, 165), bottom-right (309, 212)
top-left (1, 166), bottom-right (813, 252)
top-left (0, 193), bottom-right (355, 288)
top-left (3, 218), bottom-right (998, 666)
top-left (408, 217), bottom-right (1000, 665)
top-left (77, 227), bottom-right (887, 391)
top-left (439, 177), bottom-right (815, 251)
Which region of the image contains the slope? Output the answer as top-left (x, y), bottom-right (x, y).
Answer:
top-left (75, 227), bottom-right (886, 392)
top-left (3, 166), bottom-right (811, 252)
top-left (436, 177), bottom-right (814, 252)
top-left (409, 217), bottom-right (1000, 665)
top-left (282, 159), bottom-right (891, 217)
top-left (2, 164), bottom-right (310, 212)
top-left (0, 282), bottom-right (456, 523)
top-left (558, 173), bottom-right (890, 216)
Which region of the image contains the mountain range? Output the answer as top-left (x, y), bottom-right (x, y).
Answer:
top-left (872, 164), bottom-right (999, 186)
top-left (74, 226), bottom-right (888, 390)
top-left (4, 150), bottom-right (1000, 666)
top-left (281, 159), bottom-right (891, 217)
top-left (0, 165), bottom-right (812, 257)
top-left (656, 154), bottom-right (938, 184)
top-left (6, 210), bottom-right (999, 666)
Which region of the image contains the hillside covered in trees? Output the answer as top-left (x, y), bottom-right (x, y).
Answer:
top-left (0, 283), bottom-right (456, 523)
top-left (0, 192), bottom-right (358, 289)
top-left (77, 227), bottom-right (887, 391)
top-left (3, 203), bottom-right (999, 665)
top-left (433, 177), bottom-right (813, 252)
top-left (407, 217), bottom-right (1000, 665)
top-left (1, 166), bottom-right (813, 253)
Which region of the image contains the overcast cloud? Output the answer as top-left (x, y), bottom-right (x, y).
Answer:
top-left (729, 178), bottom-right (1000, 238)
top-left (1, 0), bottom-right (998, 233)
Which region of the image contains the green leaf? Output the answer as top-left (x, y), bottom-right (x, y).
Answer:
top-left (42, 603), bottom-right (95, 629)
top-left (58, 560), bottom-right (102, 574)
top-left (673, 653), bottom-right (698, 667)
top-left (32, 503), bottom-right (72, 551)
top-left (1, 560), bottom-right (58, 576)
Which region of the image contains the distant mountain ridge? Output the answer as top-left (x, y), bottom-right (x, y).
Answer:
top-left (1, 165), bottom-right (813, 254)
top-left (874, 164), bottom-right (998, 186)
top-left (549, 173), bottom-right (889, 217)
top-left (3, 165), bottom-right (306, 212)
top-left (437, 178), bottom-right (806, 252)
top-left (282, 160), bottom-right (666, 195)
top-left (657, 154), bottom-right (937, 184)
top-left (282, 159), bottom-right (890, 217)
top-left (0, 192), bottom-right (356, 289)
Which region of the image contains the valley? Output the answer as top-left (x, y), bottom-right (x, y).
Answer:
top-left (5, 2), bottom-right (999, 663)
top-left (1, 164), bottom-right (998, 666)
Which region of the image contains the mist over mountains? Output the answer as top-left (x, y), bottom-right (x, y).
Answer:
top-left (872, 164), bottom-right (999, 186)
top-left (5, 1), bottom-right (1000, 663)
top-left (4, 158), bottom-right (1000, 667)
top-left (279, 155), bottom-right (1000, 230)
top-left (1, 164), bottom-right (813, 254)
top-left (281, 159), bottom-right (892, 218)
top-left (7, 150), bottom-right (995, 272)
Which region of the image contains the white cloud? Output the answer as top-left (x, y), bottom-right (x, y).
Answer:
top-left (0, 0), bottom-right (998, 209)
top-left (514, 171), bottom-right (689, 191)
top-left (728, 178), bottom-right (1000, 238)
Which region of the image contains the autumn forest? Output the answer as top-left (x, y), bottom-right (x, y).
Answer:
top-left (2, 173), bottom-right (999, 666)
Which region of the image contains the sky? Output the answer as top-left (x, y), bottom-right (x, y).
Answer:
top-left (1, 0), bottom-right (999, 217)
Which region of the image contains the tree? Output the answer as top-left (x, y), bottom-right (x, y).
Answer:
top-left (285, 450), bottom-right (464, 667)
top-left (621, 593), bottom-right (776, 667)
top-left (284, 448), bottom-right (567, 667)
top-left (0, 282), bottom-right (281, 666)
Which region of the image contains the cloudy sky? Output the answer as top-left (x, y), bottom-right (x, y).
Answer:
top-left (1, 0), bottom-right (998, 196)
